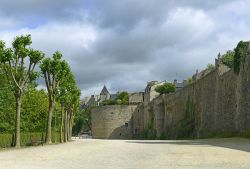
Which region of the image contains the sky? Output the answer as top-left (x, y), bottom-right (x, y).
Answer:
top-left (0, 0), bottom-right (250, 97)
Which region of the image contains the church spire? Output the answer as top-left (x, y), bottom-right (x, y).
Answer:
top-left (100, 85), bottom-right (110, 95)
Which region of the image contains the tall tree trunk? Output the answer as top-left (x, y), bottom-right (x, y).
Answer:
top-left (14, 91), bottom-right (21, 148)
top-left (64, 110), bottom-right (68, 142)
top-left (60, 105), bottom-right (64, 143)
top-left (70, 116), bottom-right (73, 139)
top-left (46, 100), bottom-right (55, 144)
top-left (67, 111), bottom-right (71, 141)
top-left (69, 113), bottom-right (72, 141)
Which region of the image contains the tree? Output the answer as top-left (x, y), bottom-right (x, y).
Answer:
top-left (64, 73), bottom-right (81, 141)
top-left (0, 35), bottom-right (44, 148)
top-left (187, 77), bottom-right (192, 84)
top-left (103, 99), bottom-right (116, 105)
top-left (21, 88), bottom-right (48, 132)
top-left (233, 41), bottom-right (249, 74)
top-left (57, 70), bottom-right (77, 142)
top-left (206, 63), bottom-right (215, 71)
top-left (103, 91), bottom-right (129, 105)
top-left (67, 87), bottom-right (81, 140)
top-left (221, 50), bottom-right (234, 68)
top-left (0, 64), bottom-right (15, 133)
top-left (155, 83), bottom-right (176, 94)
top-left (72, 108), bottom-right (91, 136)
top-left (40, 51), bottom-right (69, 144)
top-left (115, 91), bottom-right (129, 105)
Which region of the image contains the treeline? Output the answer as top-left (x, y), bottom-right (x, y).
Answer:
top-left (0, 35), bottom-right (80, 148)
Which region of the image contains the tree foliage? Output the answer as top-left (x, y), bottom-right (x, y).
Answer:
top-left (115, 91), bottom-right (129, 105)
top-left (0, 87), bottom-right (48, 133)
top-left (233, 41), bottom-right (249, 74)
top-left (206, 63), bottom-right (215, 71)
top-left (221, 50), bottom-right (234, 68)
top-left (21, 88), bottom-right (48, 132)
top-left (103, 91), bottom-right (129, 105)
top-left (57, 67), bottom-right (81, 142)
top-left (0, 35), bottom-right (44, 147)
top-left (40, 51), bottom-right (72, 144)
top-left (0, 34), bottom-right (80, 147)
top-left (155, 83), bottom-right (176, 94)
top-left (187, 77), bottom-right (192, 84)
top-left (72, 108), bottom-right (91, 136)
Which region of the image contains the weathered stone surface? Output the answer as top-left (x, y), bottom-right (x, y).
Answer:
top-left (129, 92), bottom-right (144, 105)
top-left (92, 43), bottom-right (250, 139)
top-left (91, 105), bottom-right (137, 139)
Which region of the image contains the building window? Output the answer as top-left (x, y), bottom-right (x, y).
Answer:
top-left (125, 122), bottom-right (128, 127)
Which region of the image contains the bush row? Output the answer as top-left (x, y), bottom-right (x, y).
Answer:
top-left (0, 132), bottom-right (61, 148)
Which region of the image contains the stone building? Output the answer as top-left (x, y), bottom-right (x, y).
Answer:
top-left (129, 92), bottom-right (144, 105)
top-left (173, 79), bottom-right (187, 91)
top-left (99, 85), bottom-right (110, 104)
top-left (144, 81), bottom-right (166, 105)
top-left (82, 86), bottom-right (144, 108)
top-left (81, 86), bottom-right (112, 108)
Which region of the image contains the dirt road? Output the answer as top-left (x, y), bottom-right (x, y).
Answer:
top-left (0, 138), bottom-right (250, 169)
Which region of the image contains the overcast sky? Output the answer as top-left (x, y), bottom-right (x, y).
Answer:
top-left (0, 0), bottom-right (250, 97)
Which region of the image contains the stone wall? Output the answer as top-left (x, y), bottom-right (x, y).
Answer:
top-left (129, 92), bottom-right (144, 105)
top-left (91, 105), bottom-right (137, 139)
top-left (91, 43), bottom-right (250, 140)
top-left (235, 44), bottom-right (250, 132)
top-left (133, 43), bottom-right (250, 139)
top-left (162, 66), bottom-right (238, 138)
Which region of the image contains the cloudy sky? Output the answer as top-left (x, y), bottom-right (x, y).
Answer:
top-left (0, 0), bottom-right (250, 97)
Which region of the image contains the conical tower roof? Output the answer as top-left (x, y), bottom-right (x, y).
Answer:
top-left (100, 85), bottom-right (110, 95)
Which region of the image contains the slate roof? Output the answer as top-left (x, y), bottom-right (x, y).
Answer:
top-left (100, 85), bottom-right (110, 95)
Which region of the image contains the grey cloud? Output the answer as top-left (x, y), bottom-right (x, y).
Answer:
top-left (0, 0), bottom-right (234, 30)
top-left (89, 0), bottom-right (235, 30)
top-left (0, 0), bottom-right (250, 96)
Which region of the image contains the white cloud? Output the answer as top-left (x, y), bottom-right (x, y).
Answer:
top-left (1, 0), bottom-right (250, 97)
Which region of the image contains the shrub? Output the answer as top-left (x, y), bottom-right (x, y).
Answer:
top-left (0, 132), bottom-right (61, 148)
top-left (103, 91), bottom-right (129, 105)
top-left (155, 83), bottom-right (176, 94)
top-left (221, 50), bottom-right (234, 68)
top-left (206, 63), bottom-right (215, 71)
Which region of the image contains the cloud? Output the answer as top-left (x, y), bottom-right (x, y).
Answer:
top-left (0, 0), bottom-right (250, 97)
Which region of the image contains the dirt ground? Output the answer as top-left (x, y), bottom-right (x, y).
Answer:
top-left (0, 138), bottom-right (250, 169)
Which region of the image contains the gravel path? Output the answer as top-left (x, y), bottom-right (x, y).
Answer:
top-left (0, 138), bottom-right (250, 169)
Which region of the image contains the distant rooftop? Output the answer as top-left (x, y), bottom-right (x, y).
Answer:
top-left (100, 85), bottom-right (110, 95)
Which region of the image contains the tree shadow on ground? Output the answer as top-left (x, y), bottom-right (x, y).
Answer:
top-left (126, 138), bottom-right (250, 153)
